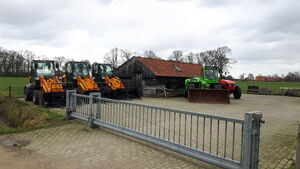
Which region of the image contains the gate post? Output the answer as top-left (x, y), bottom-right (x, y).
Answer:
top-left (296, 124), bottom-right (300, 169)
top-left (241, 112), bottom-right (263, 169)
top-left (66, 90), bottom-right (76, 120)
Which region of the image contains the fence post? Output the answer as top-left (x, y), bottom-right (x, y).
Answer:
top-left (296, 124), bottom-right (300, 169)
top-left (9, 85), bottom-right (11, 97)
top-left (66, 90), bottom-right (76, 120)
top-left (88, 95), bottom-right (94, 128)
top-left (90, 93), bottom-right (101, 119)
top-left (241, 111), bottom-right (263, 169)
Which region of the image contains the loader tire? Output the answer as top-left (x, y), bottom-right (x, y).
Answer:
top-left (233, 86), bottom-right (242, 99)
top-left (39, 91), bottom-right (45, 107)
top-left (33, 90), bottom-right (39, 105)
top-left (24, 88), bottom-right (29, 101)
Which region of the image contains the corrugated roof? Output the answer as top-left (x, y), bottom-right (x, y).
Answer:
top-left (136, 57), bottom-right (201, 78)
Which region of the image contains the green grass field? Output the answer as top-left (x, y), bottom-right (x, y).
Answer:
top-left (236, 81), bottom-right (300, 94)
top-left (0, 77), bottom-right (28, 97)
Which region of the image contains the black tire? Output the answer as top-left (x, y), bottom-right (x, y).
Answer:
top-left (33, 90), bottom-right (39, 105)
top-left (39, 91), bottom-right (45, 107)
top-left (24, 88), bottom-right (29, 101)
top-left (233, 86), bottom-right (242, 99)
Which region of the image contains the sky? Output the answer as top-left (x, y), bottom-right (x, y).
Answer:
top-left (0, 0), bottom-right (299, 78)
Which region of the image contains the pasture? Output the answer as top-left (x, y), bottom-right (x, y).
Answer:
top-left (0, 77), bottom-right (27, 96)
top-left (236, 81), bottom-right (300, 94)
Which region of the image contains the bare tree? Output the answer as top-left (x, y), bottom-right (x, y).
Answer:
top-left (120, 49), bottom-right (132, 62)
top-left (15, 52), bottom-right (24, 73)
top-left (143, 50), bottom-right (159, 59)
top-left (185, 52), bottom-right (194, 63)
top-left (247, 73), bottom-right (254, 80)
top-left (239, 73), bottom-right (245, 80)
top-left (168, 50), bottom-right (184, 62)
top-left (195, 46), bottom-right (235, 74)
top-left (104, 48), bottom-right (120, 69)
top-left (284, 72), bottom-right (300, 82)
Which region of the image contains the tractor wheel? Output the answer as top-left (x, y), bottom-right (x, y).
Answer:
top-left (24, 87), bottom-right (33, 101)
top-left (39, 91), bottom-right (45, 107)
top-left (233, 86), bottom-right (242, 99)
top-left (33, 90), bottom-right (39, 105)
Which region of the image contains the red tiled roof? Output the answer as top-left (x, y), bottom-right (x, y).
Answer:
top-left (136, 57), bottom-right (201, 78)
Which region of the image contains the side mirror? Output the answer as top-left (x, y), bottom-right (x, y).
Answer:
top-left (88, 64), bottom-right (91, 70)
top-left (56, 63), bottom-right (59, 69)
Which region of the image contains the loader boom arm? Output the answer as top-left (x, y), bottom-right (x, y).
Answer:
top-left (77, 76), bottom-right (100, 93)
top-left (104, 76), bottom-right (125, 91)
top-left (39, 76), bottom-right (64, 93)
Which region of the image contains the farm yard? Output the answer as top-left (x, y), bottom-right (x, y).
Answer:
top-left (0, 78), bottom-right (299, 169)
top-left (1, 0), bottom-right (300, 168)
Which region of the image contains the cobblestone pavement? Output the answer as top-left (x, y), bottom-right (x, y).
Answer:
top-left (134, 94), bottom-right (300, 169)
top-left (1, 94), bottom-right (299, 169)
top-left (0, 121), bottom-right (217, 169)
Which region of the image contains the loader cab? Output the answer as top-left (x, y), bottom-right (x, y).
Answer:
top-left (65, 61), bottom-right (91, 81)
top-left (30, 61), bottom-right (57, 87)
top-left (92, 63), bottom-right (113, 82)
top-left (201, 66), bottom-right (221, 83)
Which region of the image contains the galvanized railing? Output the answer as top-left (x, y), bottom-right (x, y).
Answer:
top-left (66, 90), bottom-right (263, 169)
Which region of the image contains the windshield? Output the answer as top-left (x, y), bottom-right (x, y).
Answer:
top-left (101, 65), bottom-right (113, 76)
top-left (74, 63), bottom-right (89, 77)
top-left (205, 69), bottom-right (219, 80)
top-left (36, 62), bottom-right (55, 77)
top-left (94, 64), bottom-right (113, 77)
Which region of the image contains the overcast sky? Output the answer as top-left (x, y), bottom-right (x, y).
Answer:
top-left (0, 0), bottom-right (299, 78)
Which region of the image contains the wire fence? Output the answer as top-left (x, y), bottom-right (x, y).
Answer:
top-left (7, 85), bottom-right (24, 98)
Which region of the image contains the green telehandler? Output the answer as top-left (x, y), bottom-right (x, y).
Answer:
top-left (185, 66), bottom-right (241, 104)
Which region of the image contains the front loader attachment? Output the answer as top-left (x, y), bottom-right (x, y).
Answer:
top-left (188, 89), bottom-right (230, 104)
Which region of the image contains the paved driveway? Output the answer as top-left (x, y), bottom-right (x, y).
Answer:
top-left (1, 94), bottom-right (299, 169)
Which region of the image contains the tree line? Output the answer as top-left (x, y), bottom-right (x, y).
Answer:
top-left (0, 45), bottom-right (242, 78)
top-left (0, 47), bottom-right (70, 77)
top-left (103, 46), bottom-right (235, 74)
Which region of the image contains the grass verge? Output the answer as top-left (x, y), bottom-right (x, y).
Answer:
top-left (0, 97), bottom-right (65, 134)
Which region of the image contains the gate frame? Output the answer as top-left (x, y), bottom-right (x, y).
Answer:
top-left (66, 90), bottom-right (263, 169)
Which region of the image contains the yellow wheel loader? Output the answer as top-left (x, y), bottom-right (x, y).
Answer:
top-left (64, 61), bottom-right (100, 94)
top-left (92, 63), bottom-right (134, 99)
top-left (24, 60), bottom-right (65, 107)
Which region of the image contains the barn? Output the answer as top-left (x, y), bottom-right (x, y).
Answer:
top-left (114, 57), bottom-right (202, 97)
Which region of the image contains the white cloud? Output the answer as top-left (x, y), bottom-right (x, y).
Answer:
top-left (0, 0), bottom-right (299, 78)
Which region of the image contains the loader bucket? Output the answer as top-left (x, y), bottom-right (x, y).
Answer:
top-left (188, 89), bottom-right (230, 104)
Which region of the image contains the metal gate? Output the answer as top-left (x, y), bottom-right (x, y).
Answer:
top-left (66, 90), bottom-right (263, 169)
